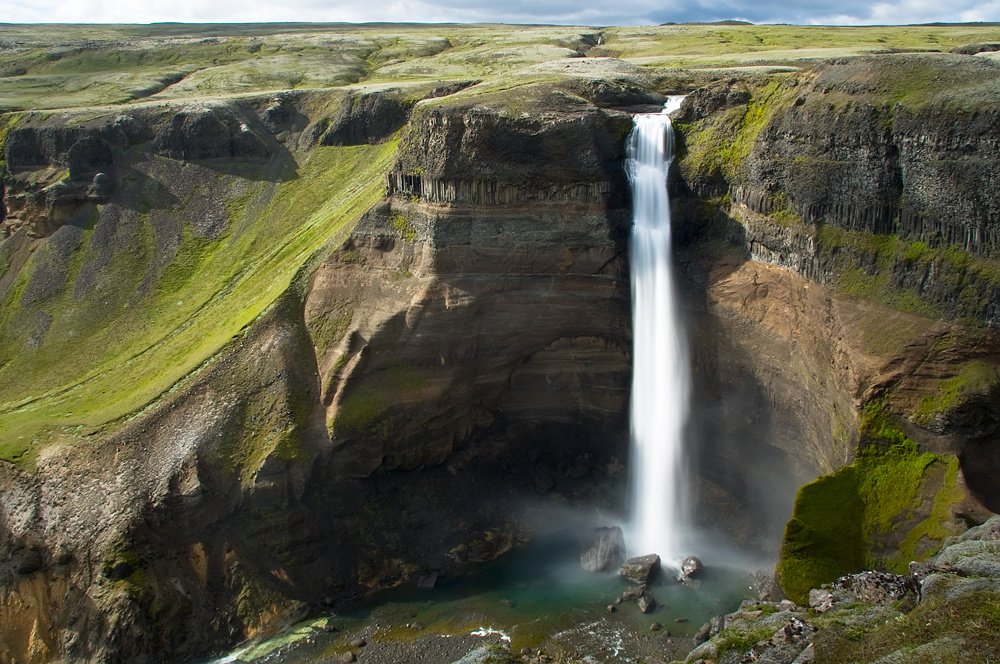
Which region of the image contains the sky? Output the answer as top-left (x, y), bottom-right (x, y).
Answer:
top-left (1, 0), bottom-right (999, 26)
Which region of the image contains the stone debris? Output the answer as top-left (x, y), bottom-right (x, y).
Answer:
top-left (637, 594), bottom-right (657, 614)
top-left (679, 518), bottom-right (1000, 663)
top-left (831, 570), bottom-right (917, 604)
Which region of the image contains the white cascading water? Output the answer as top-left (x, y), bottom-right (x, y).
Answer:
top-left (627, 96), bottom-right (690, 565)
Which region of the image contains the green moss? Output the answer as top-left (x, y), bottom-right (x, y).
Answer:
top-left (155, 229), bottom-right (219, 295)
top-left (307, 309), bottom-right (353, 357)
top-left (816, 225), bottom-right (1000, 321)
top-left (390, 212), bottom-right (417, 242)
top-left (0, 112), bottom-right (24, 175)
top-left (100, 545), bottom-right (148, 588)
top-left (778, 401), bottom-right (962, 603)
top-left (679, 79), bottom-right (796, 183)
top-left (859, 400), bottom-right (911, 447)
top-left (778, 466), bottom-right (865, 605)
top-left (914, 360), bottom-right (1000, 425)
top-left (714, 626), bottom-right (777, 659)
top-left (332, 388), bottom-right (385, 434)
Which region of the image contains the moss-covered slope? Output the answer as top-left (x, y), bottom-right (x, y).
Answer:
top-left (0, 95), bottom-right (399, 465)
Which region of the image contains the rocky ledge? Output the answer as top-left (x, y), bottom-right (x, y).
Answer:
top-left (683, 515), bottom-right (1000, 663)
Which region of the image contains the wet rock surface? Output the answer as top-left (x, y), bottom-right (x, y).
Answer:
top-left (620, 554), bottom-right (661, 585)
top-left (580, 526), bottom-right (626, 572)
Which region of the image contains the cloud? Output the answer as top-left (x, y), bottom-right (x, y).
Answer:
top-left (0, 0), bottom-right (996, 25)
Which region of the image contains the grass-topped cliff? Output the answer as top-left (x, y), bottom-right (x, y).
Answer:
top-left (2, 21), bottom-right (1000, 664)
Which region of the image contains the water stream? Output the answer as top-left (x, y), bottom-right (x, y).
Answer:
top-left (627, 96), bottom-right (690, 565)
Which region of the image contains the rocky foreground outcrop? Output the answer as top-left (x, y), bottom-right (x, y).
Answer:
top-left (684, 515), bottom-right (1000, 663)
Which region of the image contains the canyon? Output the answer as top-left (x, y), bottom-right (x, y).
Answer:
top-left (0, 23), bottom-right (999, 663)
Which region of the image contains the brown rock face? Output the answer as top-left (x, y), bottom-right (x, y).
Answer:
top-left (308, 101), bottom-right (634, 482)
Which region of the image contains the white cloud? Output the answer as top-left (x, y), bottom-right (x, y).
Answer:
top-left (0, 0), bottom-right (996, 25)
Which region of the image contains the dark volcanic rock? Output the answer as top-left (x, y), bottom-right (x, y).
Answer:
top-left (620, 554), bottom-right (660, 585)
top-left (388, 101), bottom-right (633, 207)
top-left (319, 92), bottom-right (413, 146)
top-left (637, 593), bottom-right (657, 613)
top-left (154, 107), bottom-right (271, 160)
top-left (580, 526), bottom-right (626, 572)
top-left (66, 135), bottom-right (114, 181)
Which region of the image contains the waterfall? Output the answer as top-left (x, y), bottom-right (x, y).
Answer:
top-left (627, 96), bottom-right (689, 565)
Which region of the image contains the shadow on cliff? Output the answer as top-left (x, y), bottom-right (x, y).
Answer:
top-left (669, 188), bottom-right (816, 556)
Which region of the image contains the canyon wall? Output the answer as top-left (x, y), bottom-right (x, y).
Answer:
top-left (0, 54), bottom-right (998, 662)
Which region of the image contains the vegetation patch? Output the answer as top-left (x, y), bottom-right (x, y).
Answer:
top-left (713, 625), bottom-right (778, 659)
top-left (390, 212), bottom-right (418, 243)
top-left (812, 585), bottom-right (1000, 662)
top-left (778, 401), bottom-right (961, 604)
top-left (0, 112), bottom-right (24, 175)
top-left (913, 360), bottom-right (1000, 425)
top-left (678, 77), bottom-right (797, 185)
top-left (817, 225), bottom-right (1000, 322)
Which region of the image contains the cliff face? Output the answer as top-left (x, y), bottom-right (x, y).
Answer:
top-left (312, 93), bottom-right (635, 482)
top-left (0, 85), bottom-right (641, 662)
top-left (674, 54), bottom-right (1000, 594)
top-left (0, 53), bottom-right (999, 664)
top-left (677, 55), bottom-right (1000, 326)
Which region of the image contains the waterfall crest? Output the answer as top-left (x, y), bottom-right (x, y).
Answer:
top-left (626, 97), bottom-right (690, 565)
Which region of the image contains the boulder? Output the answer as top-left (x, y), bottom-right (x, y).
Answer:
top-left (620, 554), bottom-right (660, 585)
top-left (637, 594), bottom-right (657, 614)
top-left (580, 526), bottom-right (626, 572)
top-left (618, 585), bottom-right (646, 603)
top-left (676, 555), bottom-right (704, 582)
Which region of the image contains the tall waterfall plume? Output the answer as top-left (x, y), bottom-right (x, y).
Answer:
top-left (626, 97), bottom-right (690, 565)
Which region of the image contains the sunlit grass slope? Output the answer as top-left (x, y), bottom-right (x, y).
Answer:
top-left (0, 139), bottom-right (397, 464)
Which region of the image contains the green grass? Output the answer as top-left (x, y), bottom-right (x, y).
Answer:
top-left (596, 24), bottom-right (1000, 68)
top-left (0, 139), bottom-right (398, 465)
top-left (3, 24), bottom-right (1000, 112)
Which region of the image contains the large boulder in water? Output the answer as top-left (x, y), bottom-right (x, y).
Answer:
top-left (620, 553), bottom-right (661, 585)
top-left (580, 526), bottom-right (626, 572)
top-left (677, 555), bottom-right (704, 583)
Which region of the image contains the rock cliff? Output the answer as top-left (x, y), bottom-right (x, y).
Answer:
top-left (0, 84), bottom-right (638, 662)
top-left (673, 54), bottom-right (1000, 596)
top-left (0, 49), bottom-right (998, 664)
